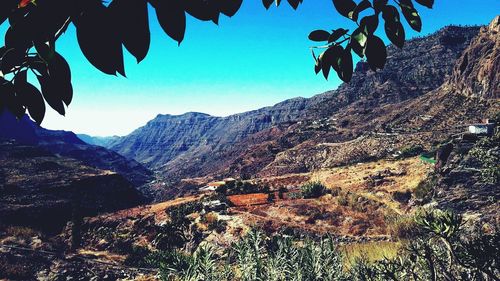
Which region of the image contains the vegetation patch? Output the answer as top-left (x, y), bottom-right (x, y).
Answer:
top-left (301, 181), bottom-right (327, 199)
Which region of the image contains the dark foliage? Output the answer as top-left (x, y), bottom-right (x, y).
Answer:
top-left (311, 0), bottom-right (432, 82)
top-left (0, 0), bottom-right (432, 124)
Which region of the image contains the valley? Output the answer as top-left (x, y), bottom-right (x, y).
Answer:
top-left (0, 17), bottom-right (499, 281)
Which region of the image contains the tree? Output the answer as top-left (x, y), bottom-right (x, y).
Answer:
top-left (0, 0), bottom-right (433, 125)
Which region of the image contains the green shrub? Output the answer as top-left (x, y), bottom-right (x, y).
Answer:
top-left (124, 245), bottom-right (152, 267)
top-left (397, 145), bottom-right (424, 159)
top-left (385, 213), bottom-right (421, 239)
top-left (337, 192), bottom-right (349, 206)
top-left (468, 133), bottom-right (500, 184)
top-left (414, 172), bottom-right (438, 201)
top-left (301, 181), bottom-right (327, 199)
top-left (392, 190), bottom-right (412, 204)
top-left (146, 210), bottom-right (499, 281)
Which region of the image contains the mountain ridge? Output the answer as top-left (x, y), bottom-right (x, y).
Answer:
top-left (0, 112), bottom-right (153, 187)
top-left (104, 24), bottom-right (486, 185)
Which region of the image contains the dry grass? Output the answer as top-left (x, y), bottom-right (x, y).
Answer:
top-left (311, 157), bottom-right (432, 212)
top-left (341, 241), bottom-right (401, 268)
top-left (77, 249), bottom-right (127, 264)
top-left (5, 226), bottom-right (39, 239)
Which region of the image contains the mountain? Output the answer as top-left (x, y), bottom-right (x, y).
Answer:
top-left (107, 97), bottom-right (328, 169)
top-left (77, 134), bottom-right (120, 147)
top-left (0, 140), bottom-right (144, 233)
top-left (0, 112), bottom-right (153, 187)
top-left (107, 24), bottom-right (488, 182)
top-left (247, 23), bottom-right (499, 178)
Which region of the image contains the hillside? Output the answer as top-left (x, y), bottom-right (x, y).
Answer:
top-left (0, 112), bottom-right (153, 187)
top-left (105, 24), bottom-right (485, 183)
top-left (0, 140), bottom-right (144, 233)
top-left (107, 97), bottom-right (328, 169)
top-left (0, 18), bottom-right (498, 281)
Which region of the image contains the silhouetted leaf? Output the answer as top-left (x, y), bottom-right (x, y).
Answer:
top-left (5, 17), bottom-right (34, 50)
top-left (36, 73), bottom-right (65, 116)
top-left (338, 46), bottom-right (353, 82)
top-left (309, 30), bottom-right (330, 42)
top-left (365, 35), bottom-right (387, 70)
top-left (34, 41), bottom-right (54, 63)
top-left (328, 45), bottom-right (343, 72)
top-left (382, 5), bottom-right (405, 48)
top-left (155, 0), bottom-right (186, 44)
top-left (328, 28), bottom-right (348, 43)
top-left (360, 15), bottom-right (379, 35)
top-left (415, 0), bottom-right (433, 8)
top-left (320, 45), bottom-right (342, 80)
top-left (0, 48), bottom-right (25, 74)
top-left (332, 0), bottom-right (357, 19)
top-left (373, 0), bottom-right (388, 12)
top-left (110, 0), bottom-right (150, 63)
top-left (350, 27), bottom-right (368, 57)
top-left (185, 0), bottom-right (220, 24)
top-left (314, 60), bottom-right (321, 74)
top-left (218, 0), bottom-right (243, 17)
top-left (262, 0), bottom-right (274, 9)
top-left (14, 70), bottom-right (45, 124)
top-left (47, 53), bottom-right (73, 106)
top-left (27, 0), bottom-right (72, 42)
top-left (287, 0), bottom-right (302, 10)
top-left (312, 50), bottom-right (321, 75)
top-left (1, 79), bottom-right (25, 119)
top-left (400, 0), bottom-right (422, 32)
top-left (75, 2), bottom-right (125, 76)
top-left (350, 0), bottom-right (371, 22)
top-left (0, 0), bottom-right (18, 26)
top-left (31, 61), bottom-right (69, 116)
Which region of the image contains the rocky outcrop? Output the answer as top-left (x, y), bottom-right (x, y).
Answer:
top-left (108, 97), bottom-right (327, 170)
top-left (448, 16), bottom-right (499, 99)
top-left (199, 24), bottom-right (486, 180)
top-left (257, 21), bottom-right (499, 178)
top-left (0, 112), bottom-right (153, 187)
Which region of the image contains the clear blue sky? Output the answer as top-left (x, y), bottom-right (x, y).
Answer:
top-left (2, 0), bottom-right (498, 136)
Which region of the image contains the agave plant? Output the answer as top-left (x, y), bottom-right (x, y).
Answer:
top-left (415, 209), bottom-right (463, 239)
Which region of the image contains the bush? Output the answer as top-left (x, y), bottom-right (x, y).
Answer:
top-left (0, 256), bottom-right (34, 280)
top-left (414, 172), bottom-right (438, 201)
top-left (124, 245), bottom-right (152, 267)
top-left (146, 214), bottom-right (500, 281)
top-left (224, 180), bottom-right (268, 195)
top-left (468, 133), bottom-right (500, 184)
top-left (392, 190), bottom-right (412, 204)
top-left (301, 181), bottom-right (327, 199)
top-left (385, 213), bottom-right (421, 239)
top-left (397, 145), bottom-right (424, 159)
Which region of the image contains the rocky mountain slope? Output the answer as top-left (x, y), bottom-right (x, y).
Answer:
top-left (106, 24), bottom-right (487, 183)
top-left (0, 140), bottom-right (144, 233)
top-left (0, 112), bottom-right (153, 187)
top-left (107, 97), bottom-right (329, 169)
top-left (228, 21), bottom-right (499, 179)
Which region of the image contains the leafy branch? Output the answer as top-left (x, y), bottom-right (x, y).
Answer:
top-left (309, 0), bottom-right (433, 82)
top-left (0, 0), bottom-right (433, 125)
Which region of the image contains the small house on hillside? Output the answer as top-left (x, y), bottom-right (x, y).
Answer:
top-left (468, 120), bottom-right (495, 136)
top-left (202, 200), bottom-right (228, 211)
top-left (199, 185), bottom-right (218, 193)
